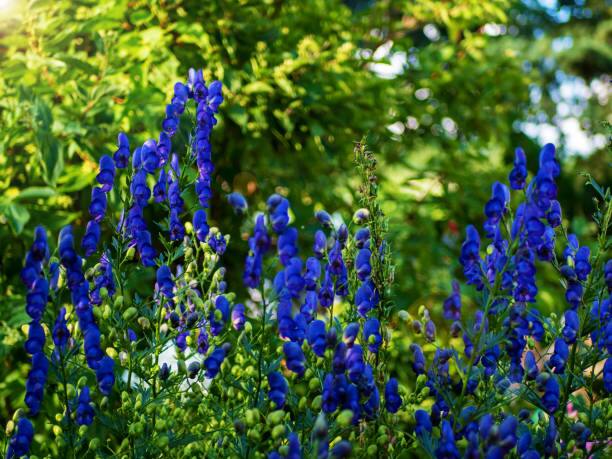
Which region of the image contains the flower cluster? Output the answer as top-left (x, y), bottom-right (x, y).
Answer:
top-left (8, 66), bottom-right (611, 459)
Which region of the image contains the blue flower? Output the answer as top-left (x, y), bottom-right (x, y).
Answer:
top-left (232, 303), bottom-right (246, 330)
top-left (541, 375), bottom-right (560, 413)
top-left (25, 352), bottom-right (48, 415)
top-left (355, 248), bottom-right (372, 281)
top-left (414, 410), bottom-right (432, 438)
top-left (283, 342), bottom-right (305, 376)
top-left (25, 278), bottom-right (49, 321)
top-left (278, 227), bottom-right (299, 266)
top-left (130, 169), bottom-right (150, 207)
top-left (363, 318), bottom-right (382, 353)
top-left (562, 309), bottom-right (579, 344)
top-left (318, 269), bottom-right (334, 308)
top-left (96, 155), bottom-right (115, 192)
top-left (307, 320), bottom-right (327, 357)
top-left (156, 265), bottom-right (174, 298)
top-left (140, 139), bottom-right (159, 174)
top-left (313, 230), bottom-right (327, 259)
top-left (355, 280), bottom-right (378, 317)
top-left (268, 371), bottom-right (288, 408)
top-left (410, 343), bottom-right (426, 375)
top-left (287, 432), bottom-right (301, 459)
top-left (210, 295), bottom-right (230, 336)
top-left (193, 209), bottom-right (210, 242)
top-left (267, 194), bottom-right (290, 234)
top-left (604, 358), bottom-right (612, 393)
top-left (136, 230), bottom-right (156, 267)
top-left (81, 220), bottom-right (101, 257)
top-left (315, 210), bottom-right (333, 228)
top-left (7, 417), bottom-right (34, 459)
top-left (346, 344), bottom-right (364, 383)
top-left (330, 440), bottom-right (352, 458)
top-left (385, 378), bottom-right (401, 413)
top-left (25, 321), bottom-right (45, 355)
top-left (443, 280), bottom-right (461, 321)
top-left (113, 132), bottom-right (130, 169)
top-left (304, 257), bottom-right (321, 291)
top-left (207, 232), bottom-right (227, 256)
top-left (89, 187), bottom-right (107, 222)
top-left (524, 350), bottom-right (538, 380)
top-left (153, 169), bottom-right (167, 203)
top-left (197, 327), bottom-right (209, 355)
top-left (460, 225), bottom-right (483, 290)
top-left (483, 181), bottom-right (510, 237)
top-left (169, 208), bottom-right (185, 241)
top-left (547, 200), bottom-right (562, 227)
top-left (50, 312), bottom-right (68, 350)
top-left (322, 373), bottom-right (338, 413)
top-left (76, 386), bottom-right (95, 426)
top-left (509, 147), bottom-right (528, 190)
top-left (83, 325), bottom-right (103, 369)
top-left (96, 356), bottom-right (115, 396)
top-left (204, 347), bottom-right (226, 378)
top-left (435, 420), bottom-right (460, 459)
top-left (227, 192), bottom-right (248, 214)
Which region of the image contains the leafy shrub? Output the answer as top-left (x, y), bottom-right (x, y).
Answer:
top-left (3, 69), bottom-right (610, 459)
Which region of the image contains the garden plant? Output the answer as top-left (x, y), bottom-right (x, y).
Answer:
top-left (2, 69), bottom-right (611, 459)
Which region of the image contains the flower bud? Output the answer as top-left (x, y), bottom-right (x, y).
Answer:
top-left (125, 246), bottom-right (135, 260)
top-left (336, 409), bottom-right (354, 427)
top-left (267, 410), bottom-right (285, 425)
top-left (5, 420), bottom-right (14, 436)
top-left (271, 424), bottom-right (285, 439)
top-left (122, 307), bottom-right (138, 321)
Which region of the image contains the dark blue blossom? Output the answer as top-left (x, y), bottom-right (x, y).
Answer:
top-left (410, 343), bottom-right (426, 375)
top-left (283, 341), bottom-right (306, 376)
top-left (278, 227), bottom-right (299, 266)
top-left (113, 132), bottom-right (130, 169)
top-left (509, 147), bottom-right (528, 190)
top-left (25, 278), bottom-right (49, 321)
top-left (318, 269), bottom-right (334, 308)
top-left (313, 230), bottom-right (327, 259)
top-left (346, 344), bottom-right (364, 383)
top-left (363, 318), bottom-right (382, 353)
top-left (130, 169), bottom-right (150, 207)
top-left (156, 265), bottom-right (174, 299)
top-left (227, 192), bottom-right (248, 214)
top-left (562, 309), bottom-right (579, 344)
top-left (141, 139), bottom-right (159, 173)
top-left (95, 356), bottom-right (115, 396)
top-left (193, 209), bottom-right (209, 242)
top-left (81, 220), bottom-right (101, 257)
top-left (52, 308), bottom-right (69, 349)
top-left (435, 420), bottom-right (460, 459)
top-left (415, 409), bottom-right (432, 437)
top-left (268, 371), bottom-right (288, 408)
top-left (483, 181), bottom-right (510, 237)
top-left (90, 253), bottom-right (115, 305)
top-left (267, 194), bottom-right (290, 233)
top-left (307, 320), bottom-right (327, 357)
top-left (232, 303), bottom-right (246, 330)
top-left (204, 347), bottom-right (225, 378)
top-left (7, 417), bottom-right (34, 459)
top-left (542, 376), bottom-right (560, 414)
top-left (604, 358), bottom-right (612, 393)
top-left (331, 440), bottom-right (352, 458)
top-left (304, 257), bottom-right (321, 290)
top-left (24, 321), bottom-right (45, 355)
top-left (385, 378), bottom-right (401, 413)
top-left (355, 280), bottom-right (378, 317)
top-left (459, 225), bottom-right (483, 290)
top-left (25, 351), bottom-right (48, 415)
top-left (76, 386), bottom-right (95, 426)
top-left (89, 187), bottom-right (107, 222)
top-left (207, 232), bottom-right (227, 256)
top-left (524, 350), bottom-right (538, 380)
top-left (210, 295), bottom-right (230, 336)
top-left (355, 248), bottom-right (372, 281)
top-left (547, 200), bottom-right (562, 227)
top-left (153, 169), bottom-right (167, 203)
top-left (443, 280), bottom-right (461, 321)
top-left (96, 155), bottom-right (115, 192)
top-left (315, 210), bottom-right (333, 228)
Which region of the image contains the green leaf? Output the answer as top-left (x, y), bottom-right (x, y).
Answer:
top-left (14, 187), bottom-right (57, 201)
top-left (1, 203), bottom-right (30, 234)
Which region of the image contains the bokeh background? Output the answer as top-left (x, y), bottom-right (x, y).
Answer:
top-left (0, 0), bottom-right (610, 424)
